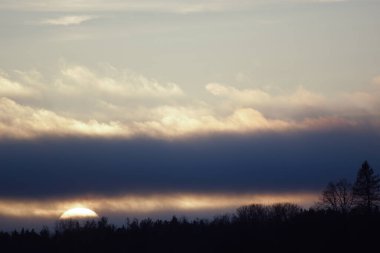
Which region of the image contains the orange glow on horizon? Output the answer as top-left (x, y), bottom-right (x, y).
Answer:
top-left (0, 192), bottom-right (319, 219)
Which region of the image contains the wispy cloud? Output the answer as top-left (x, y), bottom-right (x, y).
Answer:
top-left (41, 15), bottom-right (96, 26)
top-left (56, 64), bottom-right (183, 98)
top-left (0, 64), bottom-right (183, 100)
top-left (0, 0), bottom-right (349, 13)
top-left (0, 73), bottom-right (37, 98)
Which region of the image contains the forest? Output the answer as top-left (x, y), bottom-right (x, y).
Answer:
top-left (1, 161), bottom-right (380, 253)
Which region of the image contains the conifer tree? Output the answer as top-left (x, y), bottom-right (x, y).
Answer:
top-left (353, 161), bottom-right (380, 212)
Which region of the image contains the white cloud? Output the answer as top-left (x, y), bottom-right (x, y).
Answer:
top-left (206, 82), bottom-right (380, 120)
top-left (0, 66), bottom-right (379, 140)
top-left (0, 97), bottom-right (356, 140)
top-left (56, 65), bottom-right (183, 98)
top-left (206, 83), bottom-right (326, 107)
top-left (41, 15), bottom-right (96, 26)
top-left (0, 73), bottom-right (37, 98)
top-left (0, 64), bottom-right (183, 102)
top-left (0, 97), bottom-right (128, 139)
top-left (0, 97), bottom-right (287, 139)
top-left (133, 106), bottom-right (292, 138)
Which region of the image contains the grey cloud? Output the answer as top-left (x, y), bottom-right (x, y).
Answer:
top-left (0, 128), bottom-right (379, 199)
top-left (0, 0), bottom-right (350, 13)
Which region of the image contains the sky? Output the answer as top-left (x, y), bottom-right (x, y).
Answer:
top-left (0, 0), bottom-right (380, 229)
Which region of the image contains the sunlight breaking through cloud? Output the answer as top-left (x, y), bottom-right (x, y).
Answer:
top-left (0, 193), bottom-right (318, 219)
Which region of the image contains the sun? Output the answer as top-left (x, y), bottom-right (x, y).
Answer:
top-left (59, 207), bottom-right (99, 219)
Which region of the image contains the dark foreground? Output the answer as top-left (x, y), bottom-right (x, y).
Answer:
top-left (2, 160), bottom-right (380, 252)
top-left (1, 204), bottom-right (380, 253)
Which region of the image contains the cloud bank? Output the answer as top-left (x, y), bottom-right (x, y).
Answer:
top-left (0, 64), bottom-right (379, 140)
top-left (0, 131), bottom-right (379, 199)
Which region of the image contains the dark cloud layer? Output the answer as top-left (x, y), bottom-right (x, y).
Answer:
top-left (0, 128), bottom-right (379, 199)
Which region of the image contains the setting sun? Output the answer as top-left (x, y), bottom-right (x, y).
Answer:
top-left (59, 207), bottom-right (98, 220)
top-left (0, 0), bottom-right (380, 252)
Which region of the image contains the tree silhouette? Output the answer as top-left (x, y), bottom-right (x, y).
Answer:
top-left (236, 204), bottom-right (269, 223)
top-left (353, 161), bottom-right (380, 212)
top-left (271, 203), bottom-right (302, 222)
top-left (2, 161), bottom-right (380, 253)
top-left (321, 179), bottom-right (354, 213)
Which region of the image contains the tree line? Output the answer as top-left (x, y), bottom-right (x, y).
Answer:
top-left (0, 160), bottom-right (379, 253)
top-left (320, 160), bottom-right (380, 213)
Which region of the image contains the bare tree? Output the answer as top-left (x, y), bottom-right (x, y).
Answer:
top-left (270, 203), bottom-right (302, 222)
top-left (321, 179), bottom-right (354, 213)
top-left (353, 161), bottom-right (380, 212)
top-left (236, 204), bottom-right (269, 223)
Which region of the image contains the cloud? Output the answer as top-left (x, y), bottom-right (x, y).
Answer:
top-left (0, 193), bottom-right (318, 219)
top-left (0, 65), bottom-right (379, 140)
top-left (0, 72), bottom-right (37, 98)
top-left (0, 64), bottom-right (183, 108)
top-left (0, 131), bottom-right (379, 200)
top-left (133, 106), bottom-right (290, 139)
top-left (0, 97), bottom-right (356, 140)
top-left (206, 82), bottom-right (380, 120)
top-left (206, 82), bottom-right (326, 109)
top-left (41, 15), bottom-right (96, 26)
top-left (0, 97), bottom-right (128, 139)
top-left (0, 98), bottom-right (289, 139)
top-left (56, 65), bottom-right (183, 98)
top-left (0, 0), bottom-right (349, 13)
top-left (372, 75), bottom-right (380, 86)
